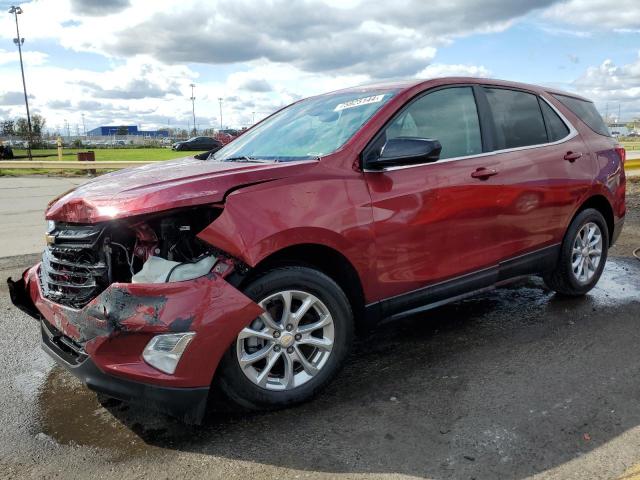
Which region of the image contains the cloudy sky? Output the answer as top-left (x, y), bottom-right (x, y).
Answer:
top-left (0, 0), bottom-right (638, 134)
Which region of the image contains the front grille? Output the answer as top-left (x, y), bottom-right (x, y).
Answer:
top-left (40, 223), bottom-right (108, 308)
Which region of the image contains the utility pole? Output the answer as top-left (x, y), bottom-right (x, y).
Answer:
top-left (81, 113), bottom-right (86, 136)
top-left (8, 6), bottom-right (32, 160)
top-left (218, 97), bottom-right (223, 130)
top-left (618, 104), bottom-right (621, 123)
top-left (190, 83), bottom-right (196, 136)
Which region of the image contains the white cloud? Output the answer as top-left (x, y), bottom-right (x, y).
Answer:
top-left (2, 0), bottom-right (636, 130)
top-left (543, 0), bottom-right (640, 29)
top-left (70, 0), bottom-right (131, 16)
top-left (415, 63), bottom-right (491, 79)
top-left (0, 56), bottom-right (206, 131)
top-left (1, 0), bottom-right (543, 74)
top-left (573, 52), bottom-right (640, 119)
top-left (0, 0), bottom-right (523, 130)
top-left (0, 49), bottom-right (49, 66)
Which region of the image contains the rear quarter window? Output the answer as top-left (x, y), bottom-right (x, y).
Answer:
top-left (551, 94), bottom-right (610, 137)
top-left (540, 100), bottom-right (570, 142)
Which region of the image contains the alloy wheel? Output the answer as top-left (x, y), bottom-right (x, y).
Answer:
top-left (571, 221), bottom-right (603, 284)
top-left (236, 290), bottom-right (335, 391)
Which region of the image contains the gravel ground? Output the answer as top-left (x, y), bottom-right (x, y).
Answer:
top-left (0, 181), bottom-right (639, 480)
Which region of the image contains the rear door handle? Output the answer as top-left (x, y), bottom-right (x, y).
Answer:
top-left (564, 151), bottom-right (583, 162)
top-left (471, 167), bottom-right (498, 180)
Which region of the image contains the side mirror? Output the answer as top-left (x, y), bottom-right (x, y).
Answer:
top-left (367, 137), bottom-right (442, 170)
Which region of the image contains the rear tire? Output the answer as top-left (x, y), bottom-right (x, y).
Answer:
top-left (543, 208), bottom-right (609, 296)
top-left (217, 266), bottom-right (354, 410)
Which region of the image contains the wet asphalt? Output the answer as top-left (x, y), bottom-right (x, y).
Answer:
top-left (1, 193), bottom-right (639, 479)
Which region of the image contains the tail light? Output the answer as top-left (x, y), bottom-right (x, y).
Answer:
top-left (615, 146), bottom-right (626, 165)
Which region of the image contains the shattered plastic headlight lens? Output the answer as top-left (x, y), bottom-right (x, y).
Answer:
top-left (142, 332), bottom-right (195, 374)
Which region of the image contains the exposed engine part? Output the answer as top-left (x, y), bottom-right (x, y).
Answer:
top-left (132, 255), bottom-right (218, 283)
top-left (41, 206), bottom-right (226, 308)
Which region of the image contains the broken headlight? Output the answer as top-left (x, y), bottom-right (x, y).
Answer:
top-left (142, 332), bottom-right (196, 374)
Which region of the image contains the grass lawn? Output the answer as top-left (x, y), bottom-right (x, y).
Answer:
top-left (11, 147), bottom-right (200, 161)
top-left (0, 148), bottom-right (208, 176)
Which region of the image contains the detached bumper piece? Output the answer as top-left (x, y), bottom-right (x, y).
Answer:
top-left (7, 276), bottom-right (41, 320)
top-left (41, 319), bottom-right (209, 424)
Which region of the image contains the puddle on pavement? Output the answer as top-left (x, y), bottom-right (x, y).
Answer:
top-left (34, 257), bottom-right (640, 458)
top-left (586, 257), bottom-right (640, 303)
top-left (493, 257), bottom-right (639, 307)
top-left (37, 367), bottom-right (189, 458)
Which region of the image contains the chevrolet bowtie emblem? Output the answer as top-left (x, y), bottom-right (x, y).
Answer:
top-left (45, 233), bottom-right (55, 245)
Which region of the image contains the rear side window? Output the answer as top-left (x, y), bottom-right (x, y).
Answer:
top-left (552, 94), bottom-right (610, 137)
top-left (384, 87), bottom-right (482, 159)
top-left (484, 88), bottom-right (548, 149)
top-left (540, 100), bottom-right (570, 142)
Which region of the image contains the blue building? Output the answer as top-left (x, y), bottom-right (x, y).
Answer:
top-left (87, 125), bottom-right (169, 137)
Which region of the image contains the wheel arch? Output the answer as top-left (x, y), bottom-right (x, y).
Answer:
top-left (573, 194), bottom-right (615, 243)
top-left (241, 243), bottom-right (367, 332)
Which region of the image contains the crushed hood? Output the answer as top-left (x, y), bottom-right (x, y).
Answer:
top-left (46, 156), bottom-right (315, 223)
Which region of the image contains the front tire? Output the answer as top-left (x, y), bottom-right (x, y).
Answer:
top-left (544, 208), bottom-right (609, 296)
top-left (217, 267), bottom-right (354, 410)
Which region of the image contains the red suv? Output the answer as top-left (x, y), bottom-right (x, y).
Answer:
top-left (9, 78), bottom-right (626, 423)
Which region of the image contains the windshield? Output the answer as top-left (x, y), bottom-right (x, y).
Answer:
top-left (213, 89), bottom-right (397, 162)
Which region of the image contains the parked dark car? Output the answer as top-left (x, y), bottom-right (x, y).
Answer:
top-left (9, 77), bottom-right (626, 424)
top-left (0, 145), bottom-right (14, 159)
top-left (172, 136), bottom-right (223, 152)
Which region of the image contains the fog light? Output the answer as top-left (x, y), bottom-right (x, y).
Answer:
top-left (142, 332), bottom-right (195, 374)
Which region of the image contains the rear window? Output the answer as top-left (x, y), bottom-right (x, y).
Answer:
top-left (484, 88), bottom-right (548, 150)
top-left (551, 94), bottom-right (610, 137)
top-left (540, 100), bottom-right (570, 142)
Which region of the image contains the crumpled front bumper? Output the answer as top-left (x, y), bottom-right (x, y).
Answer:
top-left (8, 264), bottom-right (263, 423)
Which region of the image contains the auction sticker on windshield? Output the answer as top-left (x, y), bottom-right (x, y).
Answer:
top-left (334, 94), bottom-right (386, 112)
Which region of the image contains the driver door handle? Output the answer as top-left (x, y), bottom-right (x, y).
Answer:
top-left (471, 167), bottom-right (498, 180)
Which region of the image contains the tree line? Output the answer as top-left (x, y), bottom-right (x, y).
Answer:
top-left (1, 115), bottom-right (47, 145)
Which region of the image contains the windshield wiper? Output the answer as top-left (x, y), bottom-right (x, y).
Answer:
top-left (221, 156), bottom-right (277, 163)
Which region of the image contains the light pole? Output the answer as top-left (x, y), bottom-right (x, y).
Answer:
top-left (218, 97), bottom-right (223, 130)
top-left (81, 113), bottom-right (86, 137)
top-left (190, 83), bottom-right (196, 136)
top-left (8, 5), bottom-right (32, 160)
